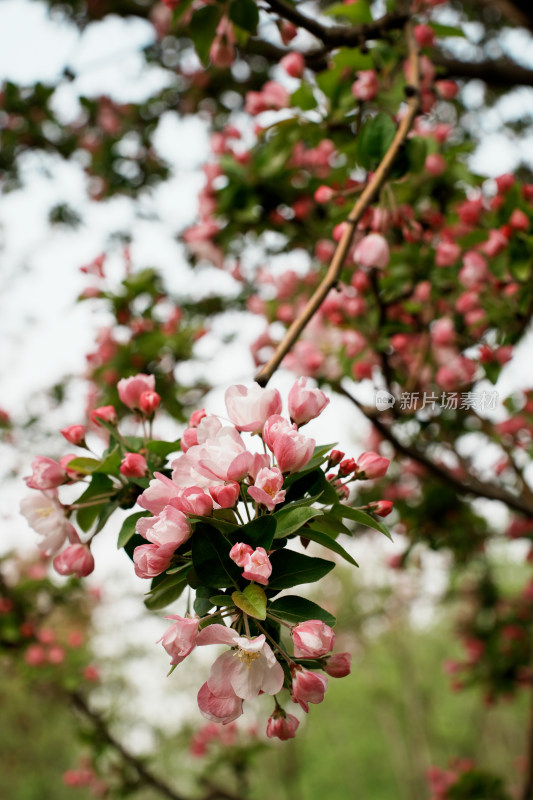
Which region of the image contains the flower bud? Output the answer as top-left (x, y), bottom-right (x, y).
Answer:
top-left (328, 450), bottom-right (345, 468)
top-left (292, 620), bottom-right (335, 658)
top-left (369, 500), bottom-right (393, 517)
top-left (120, 453), bottom-right (148, 478)
top-left (356, 451), bottom-right (390, 479)
top-left (53, 544), bottom-right (95, 578)
top-left (90, 405), bottom-right (117, 427)
top-left (266, 711), bottom-right (299, 740)
top-left (291, 668), bottom-right (328, 712)
top-left (280, 52), bottom-right (305, 78)
top-left (209, 482), bottom-right (240, 508)
top-left (324, 652), bottom-right (352, 678)
top-left (139, 391), bottom-right (161, 416)
top-left (60, 425), bottom-right (87, 447)
top-left (354, 233), bottom-right (390, 269)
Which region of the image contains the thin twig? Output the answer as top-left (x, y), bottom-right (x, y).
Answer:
top-left (255, 19), bottom-right (420, 386)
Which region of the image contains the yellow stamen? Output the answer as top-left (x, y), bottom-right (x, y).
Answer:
top-left (234, 649), bottom-right (261, 668)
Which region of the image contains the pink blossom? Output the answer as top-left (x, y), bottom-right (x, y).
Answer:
top-left (139, 391), bottom-right (161, 416)
top-left (280, 52), bottom-right (305, 78)
top-left (510, 209), bottom-right (529, 231)
top-left (172, 416), bottom-right (254, 485)
top-left (369, 500), bottom-right (393, 517)
top-left (414, 23), bottom-right (435, 48)
top-left (435, 240), bottom-right (460, 267)
top-left (495, 173), bottom-right (515, 194)
top-left (158, 615), bottom-right (199, 665)
top-left (209, 17), bottom-right (235, 69)
top-left (90, 405), bottom-right (117, 427)
top-left (431, 317), bottom-right (455, 346)
top-left (189, 408), bottom-right (207, 427)
top-left (262, 414), bottom-right (294, 451)
top-left (272, 427), bottom-right (316, 474)
top-left (459, 251), bottom-right (488, 288)
top-left (248, 452), bottom-right (272, 480)
top-left (20, 491), bottom-right (77, 556)
top-left (242, 547), bottom-right (272, 585)
top-left (291, 668), bottom-right (328, 712)
top-left (171, 486), bottom-right (214, 517)
top-left (266, 712), bottom-right (300, 740)
top-left (133, 542), bottom-right (176, 579)
top-left (436, 79), bottom-right (459, 100)
top-left (209, 482), bottom-right (240, 508)
top-left (353, 233), bottom-right (390, 269)
top-left (229, 542), bottom-right (254, 567)
top-left (425, 153), bottom-right (446, 176)
top-left (351, 70), bottom-right (378, 102)
top-left (60, 425), bottom-right (87, 446)
top-left (197, 682), bottom-right (243, 725)
top-left (181, 427), bottom-right (199, 452)
top-left (356, 451), bottom-right (389, 479)
top-left (292, 620), bottom-right (335, 658)
top-left (117, 374), bottom-right (156, 411)
top-left (25, 456), bottom-right (68, 490)
top-left (138, 473), bottom-right (182, 515)
top-left (247, 467), bottom-right (286, 511)
top-left (53, 544), bottom-right (95, 578)
top-left (324, 652), bottom-right (352, 678)
top-left (197, 624), bottom-right (284, 700)
top-left (225, 384), bottom-right (282, 433)
top-left (120, 453), bottom-right (148, 478)
top-left (288, 377), bottom-right (330, 426)
top-left (314, 185), bottom-right (335, 204)
top-left (136, 505), bottom-right (192, 547)
top-left (482, 228), bottom-right (508, 257)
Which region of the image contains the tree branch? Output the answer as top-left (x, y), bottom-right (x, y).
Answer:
top-left (433, 51), bottom-right (533, 89)
top-left (255, 19), bottom-right (420, 387)
top-left (337, 384), bottom-right (533, 519)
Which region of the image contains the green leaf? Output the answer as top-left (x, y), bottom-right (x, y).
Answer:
top-left (305, 526), bottom-right (359, 566)
top-left (145, 570), bottom-right (189, 611)
top-left (191, 523), bottom-right (241, 588)
top-left (405, 136), bottom-right (427, 174)
top-left (274, 506), bottom-right (324, 538)
top-left (67, 457), bottom-right (101, 475)
top-left (308, 513), bottom-right (352, 537)
top-left (357, 113), bottom-right (396, 171)
top-left (268, 595), bottom-right (336, 627)
top-left (267, 549), bottom-right (335, 591)
top-left (145, 439), bottom-right (181, 457)
top-left (235, 515), bottom-right (277, 550)
top-left (331, 505), bottom-right (392, 539)
top-left (229, 0), bottom-right (259, 34)
top-left (96, 446), bottom-right (121, 475)
top-left (429, 22), bottom-right (466, 39)
top-left (232, 584), bottom-right (267, 620)
top-left (209, 594), bottom-right (234, 607)
top-left (172, 0), bottom-right (195, 22)
top-left (189, 5), bottom-right (223, 65)
top-left (189, 514), bottom-right (238, 536)
top-left (333, 48), bottom-right (374, 71)
top-left (325, 0), bottom-right (372, 24)
top-left (194, 584), bottom-right (217, 616)
top-left (117, 511), bottom-right (151, 549)
top-left (74, 473), bottom-right (114, 532)
top-left (123, 533), bottom-right (146, 562)
top-left (291, 84), bottom-right (317, 111)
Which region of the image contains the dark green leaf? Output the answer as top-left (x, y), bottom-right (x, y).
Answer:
top-left (191, 523), bottom-right (241, 588)
top-left (189, 5), bottom-right (223, 65)
top-left (96, 446), bottom-right (121, 475)
top-left (291, 84), bottom-right (317, 111)
top-left (357, 113), bottom-right (396, 171)
top-left (145, 439), bottom-right (181, 457)
top-left (267, 549), bottom-right (335, 591)
top-left (145, 570), bottom-right (189, 611)
top-left (331, 505), bottom-right (392, 539)
top-left (305, 526), bottom-right (359, 566)
top-left (235, 515), bottom-right (277, 550)
top-left (274, 506), bottom-right (324, 538)
top-left (268, 595), bottom-right (336, 626)
top-left (117, 511), bottom-right (151, 549)
top-left (229, 0), bottom-right (259, 34)
top-left (194, 584), bottom-right (217, 615)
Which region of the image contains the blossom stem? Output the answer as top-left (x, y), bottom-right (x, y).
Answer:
top-left (266, 613), bottom-right (293, 630)
top-left (240, 487), bottom-right (252, 522)
top-left (256, 621), bottom-right (295, 668)
top-left (243, 614), bottom-right (251, 637)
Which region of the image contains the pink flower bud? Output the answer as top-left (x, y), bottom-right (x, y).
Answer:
top-left (356, 451), bottom-right (390, 479)
top-left (510, 209), bottom-right (529, 231)
top-left (291, 668), bottom-right (328, 712)
top-left (53, 544), bottom-right (95, 578)
top-left (292, 620), bottom-right (335, 658)
top-left (209, 482), bottom-right (240, 508)
top-left (370, 500), bottom-right (393, 517)
top-left (242, 547), bottom-right (272, 585)
top-left (229, 542), bottom-right (254, 567)
top-left (158, 615), bottom-right (199, 665)
top-left (495, 173), bottom-right (515, 194)
top-left (120, 453), bottom-right (148, 478)
top-left (351, 70), bottom-right (378, 102)
top-left (279, 20), bottom-right (297, 45)
top-left (117, 374), bottom-right (156, 411)
top-left (139, 391), bottom-right (161, 416)
top-left (414, 23), bottom-right (435, 48)
top-left (435, 79), bottom-right (458, 100)
top-left (339, 458), bottom-right (356, 476)
top-left (280, 52), bottom-right (305, 78)
top-left (425, 153), bottom-right (446, 177)
top-left (288, 377), bottom-right (330, 426)
top-left (482, 228), bottom-right (508, 257)
top-left (170, 487), bottom-right (214, 517)
top-left (435, 240), bottom-right (460, 267)
top-left (133, 542), bottom-right (176, 579)
top-left (324, 652), bottom-right (352, 677)
top-left (314, 185), bottom-right (334, 204)
top-left (266, 711), bottom-right (299, 740)
top-left (353, 233), bottom-right (390, 269)
top-left (272, 428), bottom-right (315, 474)
top-left (60, 425), bottom-right (87, 447)
top-left (90, 405), bottom-right (117, 427)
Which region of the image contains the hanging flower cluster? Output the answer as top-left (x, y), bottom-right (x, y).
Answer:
top-left (20, 374), bottom-right (393, 738)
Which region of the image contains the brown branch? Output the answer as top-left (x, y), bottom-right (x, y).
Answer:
top-left (433, 51), bottom-right (533, 89)
top-left (69, 692), bottom-right (242, 800)
top-left (263, 0), bottom-right (408, 48)
top-left (255, 19), bottom-right (420, 387)
top-left (337, 385), bottom-right (533, 519)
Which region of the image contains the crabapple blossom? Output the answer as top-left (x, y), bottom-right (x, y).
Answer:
top-left (288, 377), bottom-right (330, 426)
top-left (209, 482), bottom-right (240, 508)
top-left (356, 451), bottom-right (390, 479)
top-left (225, 384), bottom-right (282, 433)
top-left (266, 711), bottom-right (300, 740)
top-left (60, 425), bottom-right (87, 446)
top-left (139, 391), bottom-right (161, 415)
top-left (120, 453), bottom-right (148, 478)
top-left (20, 491), bottom-right (77, 556)
top-left (53, 544), bottom-right (95, 578)
top-left (353, 233), bottom-right (390, 269)
top-left (241, 547), bottom-right (272, 585)
top-left (136, 505), bottom-right (192, 547)
top-left (197, 625), bottom-right (284, 701)
top-left (229, 542), bottom-right (254, 567)
top-left (117, 373), bottom-right (156, 411)
top-left (324, 652), bottom-right (352, 678)
top-left (158, 615), bottom-right (199, 665)
top-left (90, 405), bottom-right (117, 426)
top-left (351, 70), bottom-right (379, 101)
top-left (247, 467), bottom-right (286, 510)
top-left (291, 668), bottom-right (328, 712)
top-left (272, 427), bottom-right (315, 474)
top-left (133, 542), bottom-right (177, 579)
top-left (197, 682), bottom-right (243, 725)
top-left (292, 620), bottom-right (335, 658)
top-left (280, 52), bottom-right (305, 78)
top-left (171, 486), bottom-right (214, 516)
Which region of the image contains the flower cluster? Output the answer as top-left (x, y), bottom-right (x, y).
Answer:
top-left (20, 375), bottom-right (393, 737)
